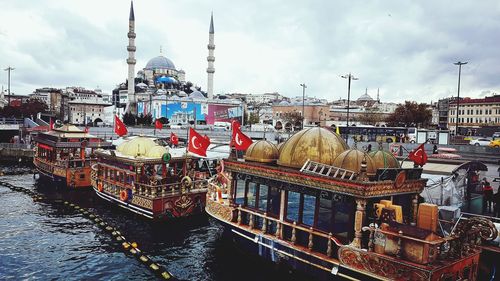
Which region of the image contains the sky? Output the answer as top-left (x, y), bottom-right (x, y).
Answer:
top-left (0, 0), bottom-right (499, 103)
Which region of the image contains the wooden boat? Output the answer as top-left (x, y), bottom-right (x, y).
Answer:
top-left (91, 135), bottom-right (223, 220)
top-left (33, 124), bottom-right (112, 188)
top-left (206, 127), bottom-right (497, 281)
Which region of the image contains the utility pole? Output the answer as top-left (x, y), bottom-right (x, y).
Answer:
top-left (454, 61), bottom-right (467, 136)
top-left (4, 66), bottom-right (14, 105)
top-left (300, 83), bottom-right (307, 129)
top-left (341, 73), bottom-right (359, 138)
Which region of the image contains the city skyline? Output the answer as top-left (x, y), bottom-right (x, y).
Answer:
top-left (0, 0), bottom-right (499, 102)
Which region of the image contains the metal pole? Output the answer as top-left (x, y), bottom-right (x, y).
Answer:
top-left (454, 61), bottom-right (467, 136)
top-left (341, 73), bottom-right (358, 142)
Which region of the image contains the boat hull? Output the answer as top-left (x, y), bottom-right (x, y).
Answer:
top-left (34, 158), bottom-right (91, 188)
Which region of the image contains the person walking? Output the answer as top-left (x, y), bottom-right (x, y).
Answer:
top-left (482, 179), bottom-right (494, 214)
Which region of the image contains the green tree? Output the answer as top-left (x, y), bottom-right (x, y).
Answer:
top-left (386, 101), bottom-right (432, 127)
top-left (248, 112), bottom-right (260, 125)
top-left (0, 98), bottom-right (48, 118)
top-left (122, 112), bottom-right (137, 126)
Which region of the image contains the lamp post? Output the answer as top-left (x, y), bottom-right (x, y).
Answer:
top-left (341, 73), bottom-right (358, 131)
top-left (300, 83), bottom-right (307, 129)
top-left (4, 66), bottom-right (14, 105)
top-left (453, 61), bottom-right (467, 136)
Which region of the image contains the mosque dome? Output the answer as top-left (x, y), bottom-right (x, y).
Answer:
top-left (145, 55), bottom-right (176, 70)
top-left (369, 149), bottom-right (400, 169)
top-left (277, 127), bottom-right (348, 168)
top-left (244, 140), bottom-right (279, 163)
top-left (137, 82), bottom-right (148, 88)
top-left (278, 100), bottom-right (290, 106)
top-left (333, 149), bottom-right (377, 176)
top-left (357, 93), bottom-right (374, 101)
top-left (116, 136), bottom-right (160, 157)
top-left (156, 76), bottom-right (177, 84)
top-left (189, 91), bottom-right (206, 99)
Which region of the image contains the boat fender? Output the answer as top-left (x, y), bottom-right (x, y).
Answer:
top-left (97, 182), bottom-right (103, 192)
top-left (120, 190), bottom-right (128, 201)
top-left (181, 176), bottom-right (192, 188)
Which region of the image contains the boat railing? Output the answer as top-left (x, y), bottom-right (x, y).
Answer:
top-left (235, 205), bottom-right (344, 260)
top-left (96, 174), bottom-right (208, 199)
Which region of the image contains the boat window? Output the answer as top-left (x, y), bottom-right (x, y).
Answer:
top-left (268, 186), bottom-right (280, 217)
top-left (286, 191), bottom-right (300, 222)
top-left (235, 180), bottom-right (245, 205)
top-left (257, 184), bottom-right (269, 212)
top-left (302, 194), bottom-right (316, 226)
top-left (246, 182), bottom-right (258, 208)
top-left (332, 196), bottom-right (354, 239)
top-left (317, 192), bottom-right (334, 232)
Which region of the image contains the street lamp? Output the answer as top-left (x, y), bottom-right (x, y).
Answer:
top-left (4, 66), bottom-right (14, 105)
top-left (300, 83), bottom-right (307, 129)
top-left (453, 61), bottom-right (467, 136)
top-left (341, 73), bottom-right (358, 129)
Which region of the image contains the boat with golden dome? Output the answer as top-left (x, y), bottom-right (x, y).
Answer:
top-left (33, 124), bottom-right (112, 188)
top-left (206, 127), bottom-right (497, 281)
top-left (91, 135), bottom-right (223, 220)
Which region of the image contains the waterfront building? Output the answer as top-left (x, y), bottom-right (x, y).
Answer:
top-left (437, 98), bottom-right (450, 130)
top-left (66, 87), bottom-right (112, 125)
top-left (448, 94), bottom-right (500, 135)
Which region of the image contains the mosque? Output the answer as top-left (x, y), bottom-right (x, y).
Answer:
top-left (112, 2), bottom-right (242, 126)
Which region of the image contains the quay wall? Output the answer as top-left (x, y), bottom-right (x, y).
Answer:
top-left (0, 144), bottom-right (34, 164)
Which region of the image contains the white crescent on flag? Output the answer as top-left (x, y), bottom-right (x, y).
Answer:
top-left (235, 133), bottom-right (243, 146)
top-left (191, 136), bottom-right (202, 149)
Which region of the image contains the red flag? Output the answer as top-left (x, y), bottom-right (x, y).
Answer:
top-left (188, 128), bottom-right (210, 157)
top-left (408, 143), bottom-right (428, 166)
top-left (114, 115), bottom-right (128, 137)
top-left (83, 126), bottom-right (89, 133)
top-left (231, 120), bottom-right (241, 130)
top-left (155, 119), bottom-right (163, 130)
top-left (49, 118), bottom-right (54, 131)
top-left (170, 132), bottom-right (179, 146)
top-left (232, 126), bottom-right (253, 150)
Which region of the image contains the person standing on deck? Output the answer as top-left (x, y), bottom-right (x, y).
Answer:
top-left (482, 179), bottom-right (493, 214)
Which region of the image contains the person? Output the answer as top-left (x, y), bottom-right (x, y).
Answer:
top-left (482, 179), bottom-right (494, 214)
top-left (366, 144), bottom-right (372, 153)
top-left (433, 145), bottom-right (438, 154)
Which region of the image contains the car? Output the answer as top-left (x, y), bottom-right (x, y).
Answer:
top-left (470, 138), bottom-right (491, 146)
top-left (489, 139), bottom-right (500, 148)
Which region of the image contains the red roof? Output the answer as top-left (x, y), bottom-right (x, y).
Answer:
top-left (449, 95), bottom-right (500, 105)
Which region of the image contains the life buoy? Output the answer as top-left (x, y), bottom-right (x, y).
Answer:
top-left (162, 153), bottom-right (171, 163)
top-left (181, 176), bottom-right (192, 188)
top-left (97, 182), bottom-right (103, 192)
top-left (120, 190), bottom-right (128, 201)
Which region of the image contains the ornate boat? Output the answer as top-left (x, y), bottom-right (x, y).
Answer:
top-left (91, 136), bottom-right (222, 220)
top-left (206, 127), bottom-right (497, 281)
top-left (33, 124), bottom-right (112, 188)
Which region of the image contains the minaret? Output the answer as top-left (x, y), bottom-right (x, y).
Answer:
top-left (206, 13), bottom-right (215, 99)
top-left (126, 1), bottom-right (137, 114)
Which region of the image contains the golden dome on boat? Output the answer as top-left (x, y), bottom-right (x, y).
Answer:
top-left (277, 142), bottom-right (285, 152)
top-left (145, 145), bottom-right (169, 158)
top-left (333, 149), bottom-right (377, 176)
top-left (369, 149), bottom-right (400, 169)
top-left (244, 140), bottom-right (279, 163)
top-left (277, 127), bottom-right (348, 168)
top-left (116, 136), bottom-right (159, 157)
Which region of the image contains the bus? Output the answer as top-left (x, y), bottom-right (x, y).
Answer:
top-left (335, 125), bottom-right (416, 143)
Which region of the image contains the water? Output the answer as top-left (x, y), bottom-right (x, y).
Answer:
top-left (0, 172), bottom-right (312, 281)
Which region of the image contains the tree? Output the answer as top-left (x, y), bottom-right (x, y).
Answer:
top-left (0, 98), bottom-right (48, 118)
top-left (386, 101), bottom-right (432, 127)
top-left (282, 111), bottom-right (304, 130)
top-left (357, 109), bottom-right (383, 126)
top-left (122, 112), bottom-right (136, 126)
top-left (248, 112), bottom-right (259, 125)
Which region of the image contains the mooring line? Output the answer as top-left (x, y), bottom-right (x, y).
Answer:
top-left (0, 180), bottom-right (176, 280)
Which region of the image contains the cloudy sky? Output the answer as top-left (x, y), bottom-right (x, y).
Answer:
top-left (0, 0), bottom-right (499, 103)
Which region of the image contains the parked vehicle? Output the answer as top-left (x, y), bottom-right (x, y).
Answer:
top-left (470, 138), bottom-right (491, 146)
top-left (489, 139), bottom-right (500, 148)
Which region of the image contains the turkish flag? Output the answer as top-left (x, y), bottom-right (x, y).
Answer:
top-left (170, 132), bottom-right (179, 146)
top-left (231, 119), bottom-right (241, 130)
top-left (408, 143), bottom-right (428, 166)
top-left (155, 119), bottom-right (163, 130)
top-left (114, 115), bottom-right (128, 137)
top-left (49, 118), bottom-right (54, 131)
top-left (232, 126), bottom-right (253, 150)
top-left (83, 126), bottom-right (89, 133)
top-left (187, 128), bottom-right (210, 157)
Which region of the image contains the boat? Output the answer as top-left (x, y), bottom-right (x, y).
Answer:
top-left (33, 124), bottom-right (112, 188)
top-left (206, 127), bottom-right (497, 281)
top-left (91, 135), bottom-right (225, 220)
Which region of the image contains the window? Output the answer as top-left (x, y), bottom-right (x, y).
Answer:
top-left (246, 182), bottom-right (257, 208)
top-left (286, 191), bottom-right (300, 222)
top-left (302, 194), bottom-right (316, 226)
top-left (234, 180), bottom-right (245, 205)
top-left (257, 184), bottom-right (268, 212)
top-left (268, 186), bottom-right (280, 217)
